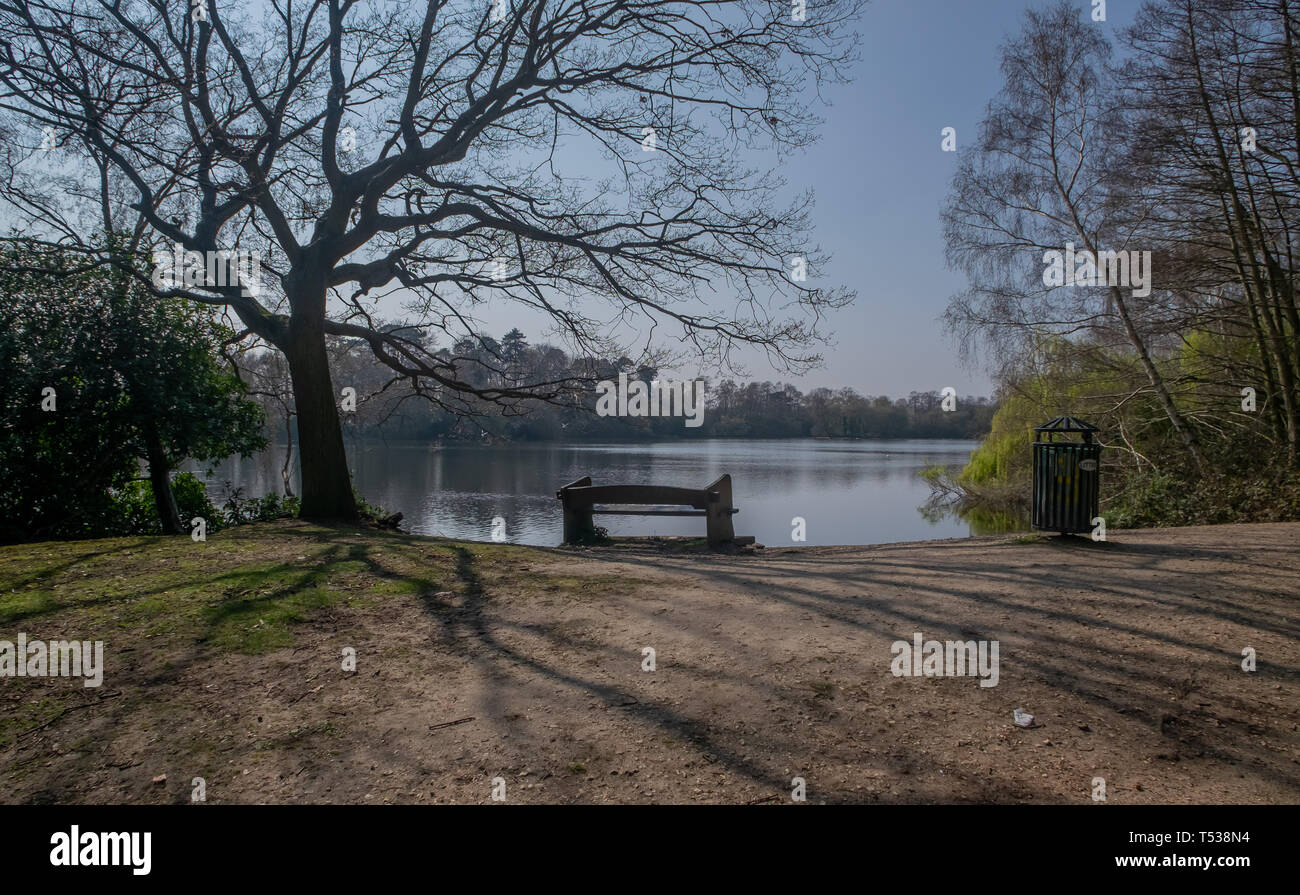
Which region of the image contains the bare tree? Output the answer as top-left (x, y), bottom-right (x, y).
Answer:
top-left (0, 0), bottom-right (860, 519)
top-left (942, 1), bottom-right (1207, 472)
top-left (1120, 0), bottom-right (1300, 465)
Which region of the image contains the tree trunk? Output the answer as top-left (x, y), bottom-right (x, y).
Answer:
top-left (282, 409), bottom-right (296, 498)
top-left (284, 296), bottom-right (358, 522)
top-left (144, 425), bottom-right (183, 535)
top-left (1107, 283), bottom-right (1208, 474)
top-left (1185, 3), bottom-right (1297, 466)
top-left (1050, 165), bottom-right (1208, 473)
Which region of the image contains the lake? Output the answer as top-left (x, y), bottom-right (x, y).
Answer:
top-left (200, 438), bottom-right (988, 547)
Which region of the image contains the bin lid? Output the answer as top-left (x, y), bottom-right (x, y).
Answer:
top-left (1034, 415), bottom-right (1099, 434)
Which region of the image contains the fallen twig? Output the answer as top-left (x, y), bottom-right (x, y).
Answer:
top-left (289, 684), bottom-right (325, 704)
top-left (15, 690), bottom-right (122, 741)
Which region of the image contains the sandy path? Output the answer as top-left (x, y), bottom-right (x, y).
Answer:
top-left (5, 522), bottom-right (1298, 804)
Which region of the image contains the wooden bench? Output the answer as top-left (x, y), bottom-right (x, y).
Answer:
top-left (556, 474), bottom-right (751, 549)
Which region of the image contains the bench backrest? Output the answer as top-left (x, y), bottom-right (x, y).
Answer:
top-left (557, 475), bottom-right (733, 510)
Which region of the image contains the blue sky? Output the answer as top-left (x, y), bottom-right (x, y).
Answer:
top-left (11, 0), bottom-right (1138, 400)
top-left (782, 0), bottom-right (1142, 397)
top-left (461, 0), bottom-right (1139, 398)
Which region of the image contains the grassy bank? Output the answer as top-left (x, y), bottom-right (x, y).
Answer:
top-left (0, 522), bottom-right (630, 750)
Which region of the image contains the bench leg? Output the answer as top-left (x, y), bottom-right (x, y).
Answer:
top-left (558, 477), bottom-right (595, 544)
top-left (705, 508), bottom-right (735, 549)
top-left (705, 474), bottom-right (736, 549)
top-left (563, 505), bottom-right (597, 544)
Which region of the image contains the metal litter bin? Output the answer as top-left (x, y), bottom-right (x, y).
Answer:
top-left (1032, 416), bottom-right (1101, 534)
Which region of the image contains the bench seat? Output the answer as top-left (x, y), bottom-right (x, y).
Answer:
top-left (557, 475), bottom-right (743, 548)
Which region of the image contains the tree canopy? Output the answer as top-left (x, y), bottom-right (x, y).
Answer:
top-left (0, 240), bottom-right (265, 541)
top-left (0, 0), bottom-right (864, 520)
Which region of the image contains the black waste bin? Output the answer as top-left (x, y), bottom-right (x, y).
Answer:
top-left (1032, 416), bottom-right (1101, 534)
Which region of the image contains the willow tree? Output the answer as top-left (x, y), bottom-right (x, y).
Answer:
top-left (0, 0), bottom-right (860, 520)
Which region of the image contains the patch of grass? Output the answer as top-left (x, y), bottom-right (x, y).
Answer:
top-left (200, 568), bottom-right (338, 653)
top-left (0, 521), bottom-right (651, 662)
top-left (256, 720), bottom-right (339, 751)
top-left (0, 697), bottom-right (70, 749)
top-left (0, 589), bottom-right (59, 626)
top-left (1009, 533), bottom-right (1049, 545)
top-left (368, 578), bottom-right (425, 596)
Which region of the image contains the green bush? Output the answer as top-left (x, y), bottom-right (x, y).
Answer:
top-left (0, 240), bottom-right (265, 543)
top-left (221, 488), bottom-right (301, 525)
top-left (947, 333), bottom-right (1298, 531)
top-left (106, 472), bottom-right (223, 535)
top-left (174, 472), bottom-right (221, 528)
top-left (110, 481), bottom-right (166, 535)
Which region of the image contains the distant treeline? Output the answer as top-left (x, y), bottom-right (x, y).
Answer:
top-left (240, 329), bottom-right (996, 443)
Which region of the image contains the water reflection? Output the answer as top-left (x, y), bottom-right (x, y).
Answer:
top-left (200, 439), bottom-right (1000, 547)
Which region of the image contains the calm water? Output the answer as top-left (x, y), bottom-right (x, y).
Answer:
top-left (200, 438), bottom-right (983, 547)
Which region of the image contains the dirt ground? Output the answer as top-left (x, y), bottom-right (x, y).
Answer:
top-left (3, 521), bottom-right (1298, 804)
